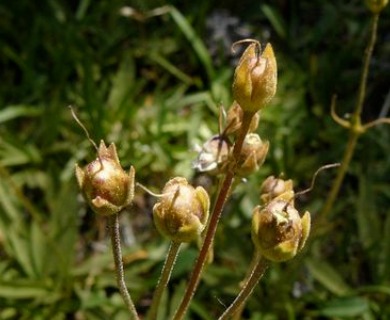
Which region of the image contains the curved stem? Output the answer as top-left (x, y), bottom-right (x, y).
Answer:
top-left (363, 117), bottom-right (390, 130)
top-left (330, 95), bottom-right (350, 129)
top-left (318, 12), bottom-right (379, 224)
top-left (148, 241), bottom-right (181, 320)
top-left (219, 254), bottom-right (268, 320)
top-left (108, 214), bottom-right (139, 319)
top-left (172, 111), bottom-right (255, 320)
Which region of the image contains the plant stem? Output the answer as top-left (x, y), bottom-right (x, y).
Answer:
top-left (231, 252), bottom-right (262, 320)
top-left (319, 12), bottom-right (379, 222)
top-left (172, 111), bottom-right (255, 320)
top-left (219, 254), bottom-right (268, 320)
top-left (353, 13), bottom-right (379, 121)
top-left (148, 241), bottom-right (181, 320)
top-left (318, 132), bottom-right (359, 223)
top-left (108, 213), bottom-right (139, 319)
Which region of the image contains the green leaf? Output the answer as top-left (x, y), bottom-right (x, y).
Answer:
top-left (379, 212), bottom-right (390, 281)
top-left (168, 280), bottom-right (186, 319)
top-left (7, 226), bottom-right (36, 278)
top-left (0, 105), bottom-right (42, 124)
top-left (190, 300), bottom-right (215, 320)
top-left (148, 52), bottom-right (194, 85)
top-left (0, 176), bottom-right (19, 221)
top-left (306, 257), bottom-right (351, 296)
top-left (356, 175), bottom-right (380, 249)
top-left (0, 139), bottom-right (42, 166)
top-left (260, 4), bottom-right (287, 39)
top-left (0, 282), bottom-right (51, 299)
top-left (171, 248), bottom-right (197, 279)
top-left (168, 6), bottom-right (214, 81)
top-left (30, 221), bottom-right (46, 278)
top-left (318, 297), bottom-right (370, 317)
top-left (107, 55), bottom-right (135, 112)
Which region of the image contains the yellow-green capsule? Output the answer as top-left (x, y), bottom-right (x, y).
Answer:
top-left (251, 193), bottom-right (311, 262)
top-left (153, 177), bottom-right (210, 243)
top-left (233, 42), bottom-right (277, 113)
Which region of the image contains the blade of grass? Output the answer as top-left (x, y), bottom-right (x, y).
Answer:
top-left (0, 105), bottom-right (42, 124)
top-left (168, 6), bottom-right (214, 82)
top-left (306, 257), bottom-right (351, 296)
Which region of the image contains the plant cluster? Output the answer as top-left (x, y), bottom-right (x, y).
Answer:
top-left (74, 39), bottom-right (316, 319)
top-left (1, 1), bottom-right (390, 319)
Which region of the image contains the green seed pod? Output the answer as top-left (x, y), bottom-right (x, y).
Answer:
top-left (233, 42), bottom-right (277, 113)
top-left (153, 177), bottom-right (210, 243)
top-left (75, 141), bottom-right (135, 216)
top-left (251, 193), bottom-right (311, 262)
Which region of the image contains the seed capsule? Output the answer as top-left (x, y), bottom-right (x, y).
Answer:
top-left (153, 177), bottom-right (210, 243)
top-left (233, 42), bottom-right (277, 112)
top-left (75, 141), bottom-right (135, 216)
top-left (237, 133), bottom-right (269, 176)
top-left (251, 193), bottom-right (311, 262)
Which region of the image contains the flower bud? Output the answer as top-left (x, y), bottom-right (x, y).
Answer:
top-left (153, 177), bottom-right (210, 243)
top-left (193, 135), bottom-right (231, 174)
top-left (225, 101), bottom-right (260, 135)
top-left (237, 133), bottom-right (269, 176)
top-left (260, 176), bottom-right (294, 204)
top-left (75, 141), bottom-right (135, 216)
top-left (365, 0), bottom-right (388, 13)
top-left (251, 195), bottom-right (311, 262)
top-left (233, 42), bottom-right (277, 113)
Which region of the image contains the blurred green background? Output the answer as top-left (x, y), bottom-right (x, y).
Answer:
top-left (1, 0), bottom-right (390, 319)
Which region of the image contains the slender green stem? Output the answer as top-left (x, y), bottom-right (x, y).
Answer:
top-left (172, 112), bottom-right (255, 320)
top-left (318, 132), bottom-right (359, 222)
top-left (231, 252), bottom-right (262, 320)
top-left (353, 13), bottom-right (379, 121)
top-left (219, 254), bottom-right (268, 320)
top-left (148, 241), bottom-right (181, 320)
top-left (319, 13), bottom-right (379, 222)
top-left (108, 214), bottom-right (139, 319)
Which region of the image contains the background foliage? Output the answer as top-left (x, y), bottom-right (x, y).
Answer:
top-left (1, 0), bottom-right (389, 319)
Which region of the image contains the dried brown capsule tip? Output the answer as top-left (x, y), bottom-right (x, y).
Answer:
top-left (193, 135), bottom-right (231, 174)
top-left (75, 140), bottom-right (135, 216)
top-left (237, 133), bottom-right (269, 176)
top-left (225, 101), bottom-right (260, 135)
top-left (251, 193), bottom-right (311, 262)
top-left (260, 176), bottom-right (294, 204)
top-left (153, 177), bottom-right (210, 243)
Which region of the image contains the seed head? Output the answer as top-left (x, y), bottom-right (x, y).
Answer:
top-left (75, 141), bottom-right (135, 216)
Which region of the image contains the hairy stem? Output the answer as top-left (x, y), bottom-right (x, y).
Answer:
top-left (219, 254), bottom-right (268, 320)
top-left (231, 252), bottom-right (262, 320)
top-left (148, 241), bottom-right (181, 320)
top-left (172, 111), bottom-right (255, 320)
top-left (108, 214), bottom-right (139, 319)
top-left (319, 13), bottom-right (379, 222)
